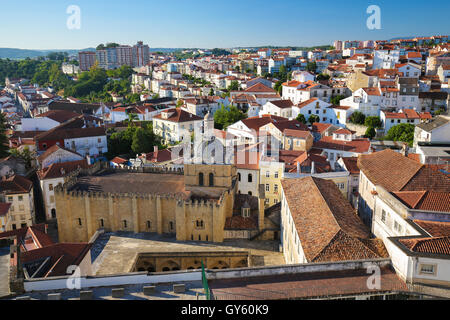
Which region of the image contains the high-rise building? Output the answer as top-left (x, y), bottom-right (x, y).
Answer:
top-left (78, 51), bottom-right (96, 71)
top-left (333, 40), bottom-right (343, 51)
top-left (116, 45), bottom-right (133, 67)
top-left (132, 41), bottom-right (150, 67)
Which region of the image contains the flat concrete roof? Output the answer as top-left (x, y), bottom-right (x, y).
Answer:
top-left (91, 232), bottom-right (284, 276)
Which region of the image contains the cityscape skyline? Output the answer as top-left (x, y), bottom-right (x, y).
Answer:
top-left (0, 0), bottom-right (449, 50)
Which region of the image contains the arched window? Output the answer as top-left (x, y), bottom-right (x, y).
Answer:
top-left (209, 173), bottom-right (214, 186)
top-left (169, 221), bottom-right (174, 231)
top-left (51, 209), bottom-right (56, 219)
top-left (248, 174), bottom-right (253, 183)
top-left (146, 221), bottom-right (151, 230)
top-left (199, 173), bottom-right (204, 186)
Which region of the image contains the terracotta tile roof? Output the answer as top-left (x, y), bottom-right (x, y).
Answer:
top-left (22, 243), bottom-right (92, 278)
top-left (401, 166), bottom-right (450, 192)
top-left (153, 108), bottom-right (203, 123)
top-left (340, 157), bottom-right (360, 174)
top-left (36, 118), bottom-right (106, 141)
top-left (35, 110), bottom-right (80, 123)
top-left (281, 177), bottom-right (388, 263)
top-left (145, 148), bottom-right (178, 163)
top-left (407, 153), bottom-right (421, 163)
top-left (314, 137), bottom-right (370, 154)
top-left (209, 266), bottom-right (407, 300)
top-left (224, 215), bottom-right (259, 230)
top-left (311, 122), bottom-right (332, 133)
top-left (244, 82), bottom-right (276, 93)
top-left (37, 160), bottom-right (90, 180)
top-left (0, 203), bottom-right (11, 216)
top-left (363, 87), bottom-right (381, 96)
top-left (283, 129), bottom-right (311, 139)
top-left (296, 98), bottom-right (319, 109)
top-left (413, 220), bottom-right (450, 237)
top-left (334, 128), bottom-right (355, 135)
top-left (37, 144), bottom-right (83, 163)
top-left (240, 115), bottom-right (288, 132)
top-left (393, 191), bottom-right (450, 212)
top-left (111, 156), bottom-right (129, 165)
top-left (269, 99), bottom-right (294, 109)
top-left (399, 237), bottom-right (450, 255)
top-left (358, 149), bottom-right (423, 192)
top-left (0, 175), bottom-right (33, 194)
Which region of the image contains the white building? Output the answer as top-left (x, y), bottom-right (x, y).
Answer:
top-left (373, 49), bottom-right (400, 69)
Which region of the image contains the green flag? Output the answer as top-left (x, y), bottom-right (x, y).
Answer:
top-left (201, 260), bottom-right (210, 300)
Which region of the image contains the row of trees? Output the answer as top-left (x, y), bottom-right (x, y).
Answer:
top-left (0, 56), bottom-right (136, 103)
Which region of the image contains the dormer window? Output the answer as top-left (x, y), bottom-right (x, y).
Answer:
top-left (242, 208), bottom-right (250, 218)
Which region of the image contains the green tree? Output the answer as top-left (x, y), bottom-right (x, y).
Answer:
top-left (9, 147), bottom-right (35, 169)
top-left (308, 114), bottom-right (320, 124)
top-left (306, 62), bottom-right (317, 73)
top-left (316, 74), bottom-right (330, 81)
top-left (384, 123), bottom-right (415, 146)
top-left (349, 111), bottom-right (366, 125)
top-left (330, 95), bottom-right (345, 105)
top-left (274, 80), bottom-right (283, 95)
top-left (209, 88), bottom-right (215, 96)
top-left (0, 113), bottom-right (10, 158)
top-left (214, 105), bottom-right (246, 130)
top-left (296, 114), bottom-right (307, 124)
top-left (228, 80), bottom-right (240, 91)
top-left (364, 116), bottom-right (382, 128)
top-left (365, 127), bottom-right (376, 139)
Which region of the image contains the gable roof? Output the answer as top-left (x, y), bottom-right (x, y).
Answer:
top-left (269, 100), bottom-right (294, 109)
top-left (281, 177), bottom-right (388, 263)
top-left (37, 160), bottom-right (90, 180)
top-left (314, 137), bottom-right (371, 154)
top-left (35, 110), bottom-right (80, 123)
top-left (358, 149), bottom-right (423, 192)
top-left (37, 144), bottom-right (83, 163)
top-left (244, 82), bottom-right (276, 93)
top-left (153, 108), bottom-right (203, 123)
top-left (413, 220), bottom-right (450, 237)
top-left (398, 237), bottom-right (450, 255)
top-left (0, 175), bottom-right (33, 194)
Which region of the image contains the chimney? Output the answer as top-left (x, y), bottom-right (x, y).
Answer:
top-left (154, 146), bottom-right (158, 154)
top-left (297, 161), bottom-right (300, 175)
top-left (402, 143), bottom-right (409, 157)
top-left (311, 161), bottom-right (316, 174)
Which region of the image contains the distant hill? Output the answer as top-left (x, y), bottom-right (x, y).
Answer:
top-left (0, 48), bottom-right (96, 60)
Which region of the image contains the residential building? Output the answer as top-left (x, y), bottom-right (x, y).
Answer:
top-left (280, 176), bottom-right (388, 264)
top-left (152, 108), bottom-right (204, 145)
top-left (0, 175), bottom-right (35, 230)
top-left (78, 51), bottom-right (96, 71)
top-left (37, 160), bottom-right (90, 220)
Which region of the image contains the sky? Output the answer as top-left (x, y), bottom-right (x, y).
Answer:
top-left (0, 0), bottom-right (449, 50)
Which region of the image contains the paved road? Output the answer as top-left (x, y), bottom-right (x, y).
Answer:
top-left (0, 247), bottom-right (10, 297)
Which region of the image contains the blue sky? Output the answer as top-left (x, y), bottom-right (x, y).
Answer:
top-left (0, 0), bottom-right (449, 49)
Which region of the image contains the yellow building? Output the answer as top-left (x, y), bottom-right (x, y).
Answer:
top-left (0, 175), bottom-right (35, 231)
top-left (259, 158), bottom-right (285, 208)
top-left (54, 161), bottom-right (270, 244)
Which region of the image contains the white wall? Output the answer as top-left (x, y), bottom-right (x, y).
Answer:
top-left (24, 271), bottom-right (202, 292)
top-left (21, 118), bottom-right (60, 132)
